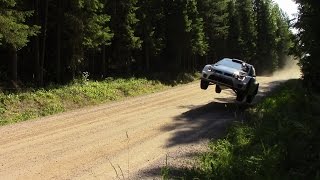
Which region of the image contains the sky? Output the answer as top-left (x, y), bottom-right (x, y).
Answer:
top-left (273, 0), bottom-right (299, 20)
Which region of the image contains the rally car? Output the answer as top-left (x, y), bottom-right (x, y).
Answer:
top-left (200, 58), bottom-right (259, 103)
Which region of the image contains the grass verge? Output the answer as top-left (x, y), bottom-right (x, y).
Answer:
top-left (165, 79), bottom-right (320, 179)
top-left (0, 73), bottom-right (199, 126)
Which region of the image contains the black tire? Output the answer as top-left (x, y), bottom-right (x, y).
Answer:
top-left (254, 84), bottom-right (259, 95)
top-left (200, 80), bottom-right (209, 90)
top-left (236, 79), bottom-right (252, 102)
top-left (236, 92), bottom-right (245, 102)
top-left (246, 83), bottom-right (259, 103)
top-left (246, 95), bottom-right (254, 103)
top-left (215, 85), bottom-right (222, 93)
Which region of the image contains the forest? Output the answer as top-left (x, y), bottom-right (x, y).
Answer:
top-left (293, 0), bottom-right (320, 90)
top-left (0, 0), bottom-right (299, 87)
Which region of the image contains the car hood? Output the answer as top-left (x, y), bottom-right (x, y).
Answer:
top-left (213, 64), bottom-right (240, 75)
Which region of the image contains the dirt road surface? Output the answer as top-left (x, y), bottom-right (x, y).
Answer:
top-left (0, 67), bottom-right (300, 179)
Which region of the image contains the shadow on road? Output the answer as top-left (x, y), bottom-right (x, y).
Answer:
top-left (135, 79), bottom-right (291, 179)
top-left (135, 100), bottom-right (248, 179)
top-left (162, 101), bottom-right (249, 148)
top-left (162, 80), bottom-right (286, 148)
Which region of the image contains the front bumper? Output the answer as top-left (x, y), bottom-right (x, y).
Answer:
top-left (201, 72), bottom-right (247, 91)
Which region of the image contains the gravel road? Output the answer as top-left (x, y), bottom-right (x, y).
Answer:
top-left (0, 67), bottom-right (300, 179)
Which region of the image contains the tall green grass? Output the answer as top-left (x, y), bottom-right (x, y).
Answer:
top-left (0, 73), bottom-right (200, 126)
top-left (0, 75), bottom-right (198, 126)
top-left (169, 80), bottom-right (320, 179)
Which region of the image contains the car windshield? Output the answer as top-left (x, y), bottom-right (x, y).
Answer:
top-left (215, 59), bottom-right (243, 70)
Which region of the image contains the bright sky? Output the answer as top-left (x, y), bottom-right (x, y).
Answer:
top-left (273, 0), bottom-right (299, 20)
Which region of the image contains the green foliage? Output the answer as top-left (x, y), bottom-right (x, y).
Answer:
top-left (0, 78), bottom-right (168, 125)
top-left (293, 0), bottom-right (320, 90)
top-left (254, 0), bottom-right (293, 74)
top-left (162, 0), bottom-right (208, 72)
top-left (58, 0), bottom-right (113, 79)
top-left (273, 5), bottom-right (293, 69)
top-left (83, 13), bottom-right (113, 48)
top-left (65, 0), bottom-right (113, 49)
top-left (0, 72), bottom-right (200, 125)
top-left (184, 0), bottom-right (208, 56)
top-left (107, 0), bottom-right (141, 63)
top-left (197, 0), bottom-right (229, 59)
top-left (226, 0), bottom-right (241, 58)
top-left (135, 0), bottom-right (166, 71)
top-left (0, 0), bottom-right (294, 85)
top-left (161, 155), bottom-right (170, 180)
top-left (0, 0), bottom-right (39, 49)
top-left (237, 0), bottom-right (257, 64)
top-left (136, 0), bottom-right (165, 53)
top-left (255, 0), bottom-right (277, 73)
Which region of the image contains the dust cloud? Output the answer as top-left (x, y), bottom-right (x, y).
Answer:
top-left (271, 56), bottom-right (301, 81)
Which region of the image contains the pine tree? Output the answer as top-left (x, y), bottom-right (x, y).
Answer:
top-left (273, 4), bottom-right (292, 69)
top-left (185, 0), bottom-right (208, 57)
top-left (236, 0), bottom-right (257, 64)
top-left (184, 0), bottom-right (208, 71)
top-left (0, 0), bottom-right (39, 82)
top-left (255, 0), bottom-right (278, 74)
top-left (294, 0), bottom-right (320, 90)
top-left (63, 0), bottom-right (113, 78)
top-left (164, 0), bottom-right (207, 72)
top-left (106, 0), bottom-right (141, 73)
top-left (197, 0), bottom-right (229, 62)
top-left (136, 0), bottom-right (165, 72)
top-left (226, 0), bottom-right (241, 59)
top-left (0, 0), bottom-right (297, 86)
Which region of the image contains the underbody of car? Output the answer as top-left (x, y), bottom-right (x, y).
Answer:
top-left (200, 58), bottom-right (259, 103)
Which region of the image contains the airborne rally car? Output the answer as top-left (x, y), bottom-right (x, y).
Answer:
top-left (200, 58), bottom-right (259, 103)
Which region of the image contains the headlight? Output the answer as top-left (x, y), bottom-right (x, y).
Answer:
top-left (233, 73), bottom-right (239, 79)
top-left (233, 73), bottom-right (245, 81)
top-left (207, 66), bottom-right (213, 72)
top-left (238, 76), bottom-right (245, 81)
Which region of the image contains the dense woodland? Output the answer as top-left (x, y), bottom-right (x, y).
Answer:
top-left (293, 0), bottom-right (320, 90)
top-left (0, 0), bottom-right (294, 87)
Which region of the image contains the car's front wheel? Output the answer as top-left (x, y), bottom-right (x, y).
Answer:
top-left (215, 85), bottom-right (222, 93)
top-left (200, 80), bottom-right (209, 90)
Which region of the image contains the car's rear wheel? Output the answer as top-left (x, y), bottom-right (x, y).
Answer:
top-left (215, 85), bottom-right (222, 93)
top-left (246, 85), bottom-right (259, 103)
top-left (236, 92), bottom-right (245, 102)
top-left (246, 95), bottom-right (254, 103)
top-left (200, 80), bottom-right (209, 90)
top-left (236, 79), bottom-right (252, 102)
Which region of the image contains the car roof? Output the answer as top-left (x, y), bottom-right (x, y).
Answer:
top-left (220, 58), bottom-right (244, 64)
top-left (218, 58), bottom-right (253, 66)
top-left (213, 58), bottom-right (254, 73)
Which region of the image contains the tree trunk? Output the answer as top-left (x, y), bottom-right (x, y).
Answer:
top-left (10, 45), bottom-right (18, 83)
top-left (92, 51), bottom-right (95, 76)
top-left (145, 42), bottom-right (150, 72)
top-left (40, 0), bottom-right (49, 86)
top-left (101, 46), bottom-right (106, 78)
top-left (34, 0), bottom-right (40, 84)
top-left (56, 0), bottom-right (62, 83)
top-left (35, 37), bottom-right (40, 83)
